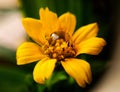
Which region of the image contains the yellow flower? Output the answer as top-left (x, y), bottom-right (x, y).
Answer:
top-left (16, 7), bottom-right (106, 87)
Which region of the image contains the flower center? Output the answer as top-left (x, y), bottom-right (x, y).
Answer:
top-left (44, 32), bottom-right (76, 61)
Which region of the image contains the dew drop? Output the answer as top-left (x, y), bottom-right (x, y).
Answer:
top-left (51, 33), bottom-right (59, 40)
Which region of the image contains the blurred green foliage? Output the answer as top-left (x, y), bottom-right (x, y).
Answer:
top-left (0, 66), bottom-right (27, 92)
top-left (20, 0), bottom-right (96, 29)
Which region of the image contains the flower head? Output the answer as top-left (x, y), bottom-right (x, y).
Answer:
top-left (16, 7), bottom-right (106, 87)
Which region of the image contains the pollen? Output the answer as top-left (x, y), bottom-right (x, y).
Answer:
top-left (43, 33), bottom-right (76, 61)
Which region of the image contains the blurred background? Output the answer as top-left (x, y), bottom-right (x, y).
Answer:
top-left (0, 0), bottom-right (120, 92)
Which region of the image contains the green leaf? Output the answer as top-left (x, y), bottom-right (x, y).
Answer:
top-left (37, 84), bottom-right (46, 92)
top-left (46, 71), bottom-right (67, 88)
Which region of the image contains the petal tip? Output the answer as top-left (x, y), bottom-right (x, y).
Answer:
top-left (16, 58), bottom-right (24, 65)
top-left (45, 7), bottom-right (49, 11)
top-left (92, 22), bottom-right (98, 29)
top-left (22, 18), bottom-right (31, 23)
top-left (90, 22), bottom-right (98, 26)
top-left (16, 62), bottom-right (22, 65)
top-left (33, 74), bottom-right (45, 84)
top-left (22, 18), bottom-right (27, 24)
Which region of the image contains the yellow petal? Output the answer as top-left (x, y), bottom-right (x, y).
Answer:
top-left (72, 23), bottom-right (98, 44)
top-left (22, 18), bottom-right (47, 45)
top-left (59, 12), bottom-right (76, 36)
top-left (39, 7), bottom-right (58, 35)
top-left (16, 42), bottom-right (46, 65)
top-left (76, 37), bottom-right (106, 55)
top-left (61, 58), bottom-right (92, 87)
top-left (33, 58), bottom-right (57, 84)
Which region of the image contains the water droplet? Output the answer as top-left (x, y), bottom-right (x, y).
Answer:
top-left (51, 33), bottom-right (59, 40)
